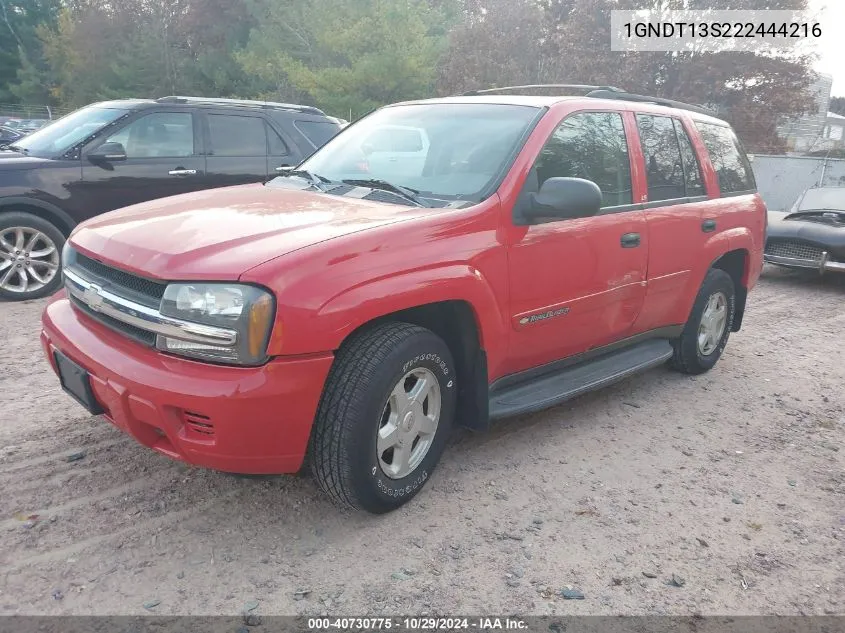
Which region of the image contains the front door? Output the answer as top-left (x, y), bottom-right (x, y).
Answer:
top-left (504, 110), bottom-right (649, 376)
top-left (79, 111), bottom-right (206, 219)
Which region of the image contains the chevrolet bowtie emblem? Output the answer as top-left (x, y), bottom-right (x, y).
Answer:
top-left (83, 284), bottom-right (104, 311)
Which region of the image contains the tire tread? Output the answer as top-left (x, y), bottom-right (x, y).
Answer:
top-left (311, 322), bottom-right (431, 511)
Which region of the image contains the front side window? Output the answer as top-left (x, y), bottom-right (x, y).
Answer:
top-left (636, 114), bottom-right (685, 202)
top-left (534, 111), bottom-right (633, 210)
top-left (696, 122), bottom-right (756, 194)
top-left (12, 106), bottom-right (127, 157)
top-left (102, 112), bottom-right (194, 158)
top-left (208, 114), bottom-right (267, 157)
top-left (296, 103), bottom-right (540, 202)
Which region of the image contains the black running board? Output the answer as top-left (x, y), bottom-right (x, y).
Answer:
top-left (488, 339), bottom-right (674, 420)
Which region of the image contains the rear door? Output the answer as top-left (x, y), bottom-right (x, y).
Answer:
top-left (203, 111), bottom-right (271, 187)
top-left (630, 113), bottom-right (710, 332)
top-left (80, 110), bottom-right (206, 216)
top-left (503, 110), bottom-right (649, 375)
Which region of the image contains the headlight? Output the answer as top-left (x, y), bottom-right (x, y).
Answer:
top-left (157, 283), bottom-right (275, 365)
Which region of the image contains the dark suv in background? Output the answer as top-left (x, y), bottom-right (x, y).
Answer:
top-left (0, 96), bottom-right (342, 300)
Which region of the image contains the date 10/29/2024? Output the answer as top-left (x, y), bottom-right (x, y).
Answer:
top-left (307, 617), bottom-right (529, 631)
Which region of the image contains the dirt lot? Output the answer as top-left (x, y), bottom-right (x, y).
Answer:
top-left (0, 265), bottom-right (843, 617)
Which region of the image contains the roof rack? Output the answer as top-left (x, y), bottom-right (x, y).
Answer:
top-left (155, 96), bottom-right (325, 116)
top-left (462, 84), bottom-right (624, 96)
top-left (459, 84), bottom-right (718, 117)
top-left (584, 89), bottom-right (718, 117)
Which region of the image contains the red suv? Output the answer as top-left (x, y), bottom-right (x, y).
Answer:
top-left (40, 85), bottom-right (765, 513)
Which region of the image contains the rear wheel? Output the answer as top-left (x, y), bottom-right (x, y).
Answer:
top-left (0, 212), bottom-right (64, 301)
top-left (672, 268), bottom-right (736, 375)
top-left (311, 322), bottom-right (456, 513)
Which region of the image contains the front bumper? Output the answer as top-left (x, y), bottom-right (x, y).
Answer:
top-left (41, 294), bottom-right (334, 474)
top-left (763, 251), bottom-right (845, 274)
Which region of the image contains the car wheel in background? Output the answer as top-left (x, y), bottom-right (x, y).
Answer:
top-left (0, 211), bottom-right (65, 301)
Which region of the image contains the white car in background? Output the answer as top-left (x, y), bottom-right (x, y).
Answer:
top-left (360, 124), bottom-right (429, 179)
top-left (327, 116), bottom-right (350, 129)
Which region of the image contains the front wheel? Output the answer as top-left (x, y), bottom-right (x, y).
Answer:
top-left (0, 212), bottom-right (65, 301)
top-left (311, 322), bottom-right (457, 513)
top-left (671, 268), bottom-right (736, 375)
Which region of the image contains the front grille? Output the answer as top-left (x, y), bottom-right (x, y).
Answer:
top-left (764, 239), bottom-right (824, 262)
top-left (69, 293), bottom-right (156, 346)
top-left (74, 252), bottom-right (166, 306)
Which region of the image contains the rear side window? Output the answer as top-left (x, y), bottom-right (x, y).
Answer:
top-left (267, 126), bottom-right (290, 156)
top-left (696, 122), bottom-right (756, 194)
top-left (535, 111), bottom-right (633, 209)
top-left (294, 120), bottom-right (340, 149)
top-left (636, 114), bottom-right (685, 202)
top-left (673, 120), bottom-right (705, 197)
top-left (208, 114), bottom-right (266, 157)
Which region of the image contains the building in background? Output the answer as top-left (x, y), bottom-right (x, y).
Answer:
top-left (816, 111), bottom-right (845, 153)
top-left (779, 72), bottom-right (834, 154)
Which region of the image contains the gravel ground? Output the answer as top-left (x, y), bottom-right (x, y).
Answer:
top-left (0, 265), bottom-right (843, 616)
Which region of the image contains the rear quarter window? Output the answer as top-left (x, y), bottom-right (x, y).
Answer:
top-left (294, 120), bottom-right (341, 149)
top-left (695, 122), bottom-right (756, 195)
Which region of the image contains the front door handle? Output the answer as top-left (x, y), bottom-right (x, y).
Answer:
top-left (169, 169), bottom-right (197, 176)
top-left (275, 165), bottom-right (293, 172)
top-left (620, 232), bottom-right (641, 248)
top-left (702, 219), bottom-right (717, 233)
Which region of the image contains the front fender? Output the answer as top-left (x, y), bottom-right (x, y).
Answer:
top-left (268, 264), bottom-right (509, 373)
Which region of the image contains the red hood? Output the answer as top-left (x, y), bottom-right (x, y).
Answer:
top-left (70, 184), bottom-right (422, 280)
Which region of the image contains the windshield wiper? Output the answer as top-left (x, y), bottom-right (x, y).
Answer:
top-left (6, 144), bottom-right (27, 154)
top-left (341, 178), bottom-right (427, 207)
top-left (275, 168), bottom-right (332, 190)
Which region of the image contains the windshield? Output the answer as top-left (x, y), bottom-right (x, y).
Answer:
top-left (294, 103), bottom-right (541, 203)
top-left (12, 106), bottom-right (127, 157)
top-left (797, 188), bottom-right (845, 212)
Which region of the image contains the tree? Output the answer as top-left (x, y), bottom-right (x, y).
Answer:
top-left (239, 0), bottom-right (458, 118)
top-left (438, 0), bottom-right (816, 152)
top-left (436, 0), bottom-right (545, 95)
top-left (0, 0), bottom-right (61, 103)
top-left (35, 0), bottom-right (257, 108)
top-left (831, 96), bottom-right (845, 117)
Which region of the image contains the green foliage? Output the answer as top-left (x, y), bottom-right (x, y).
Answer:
top-left (0, 0), bottom-right (61, 103)
top-left (239, 0), bottom-right (457, 119)
top-left (0, 0), bottom-right (818, 152)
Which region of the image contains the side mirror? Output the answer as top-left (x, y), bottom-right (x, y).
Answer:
top-left (88, 142), bottom-right (127, 163)
top-left (526, 177), bottom-right (602, 222)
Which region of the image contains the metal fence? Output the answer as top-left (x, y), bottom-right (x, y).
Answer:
top-left (750, 154), bottom-right (845, 211)
top-left (0, 103), bottom-right (72, 121)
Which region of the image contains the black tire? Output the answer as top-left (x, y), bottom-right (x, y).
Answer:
top-left (671, 268), bottom-right (736, 375)
top-left (0, 211), bottom-right (65, 301)
top-left (311, 322), bottom-right (457, 513)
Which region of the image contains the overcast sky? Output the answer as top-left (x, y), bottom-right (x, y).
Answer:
top-left (809, 0), bottom-right (845, 97)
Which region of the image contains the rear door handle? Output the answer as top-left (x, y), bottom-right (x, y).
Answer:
top-left (620, 232), bottom-right (641, 248)
top-left (702, 219), bottom-right (717, 232)
top-left (169, 169), bottom-right (197, 176)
